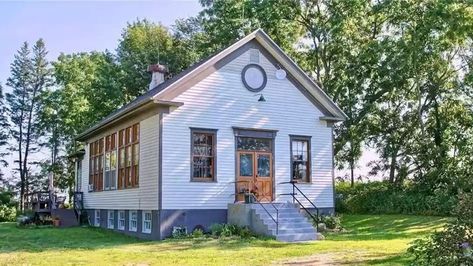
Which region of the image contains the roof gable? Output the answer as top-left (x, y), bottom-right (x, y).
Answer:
top-left (152, 29), bottom-right (347, 120)
top-left (77, 29), bottom-right (346, 141)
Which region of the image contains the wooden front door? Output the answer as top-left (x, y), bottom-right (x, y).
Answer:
top-left (236, 151), bottom-right (273, 202)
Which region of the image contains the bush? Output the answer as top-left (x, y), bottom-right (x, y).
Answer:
top-left (0, 205), bottom-right (16, 222)
top-left (335, 181), bottom-right (456, 216)
top-left (320, 215), bottom-right (342, 230)
top-left (209, 223), bottom-right (254, 238)
top-left (408, 193), bottom-right (473, 265)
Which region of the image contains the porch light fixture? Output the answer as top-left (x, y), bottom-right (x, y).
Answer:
top-left (255, 93), bottom-right (266, 102)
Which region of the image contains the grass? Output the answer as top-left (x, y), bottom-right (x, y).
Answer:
top-left (0, 214), bottom-right (449, 265)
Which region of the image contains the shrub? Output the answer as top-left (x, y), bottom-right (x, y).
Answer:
top-left (209, 223), bottom-right (254, 238)
top-left (0, 205), bottom-right (16, 222)
top-left (408, 193), bottom-right (473, 265)
top-left (191, 228), bottom-right (205, 238)
top-left (335, 181), bottom-right (456, 216)
top-left (320, 215), bottom-right (342, 230)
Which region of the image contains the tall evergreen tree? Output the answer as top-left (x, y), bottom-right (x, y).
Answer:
top-left (0, 84), bottom-right (9, 184)
top-left (6, 39), bottom-right (51, 211)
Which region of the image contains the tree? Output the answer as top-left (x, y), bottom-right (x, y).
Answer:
top-left (6, 39), bottom-right (51, 211)
top-left (0, 84), bottom-right (9, 183)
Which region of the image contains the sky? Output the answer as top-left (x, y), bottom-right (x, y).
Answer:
top-left (0, 0), bottom-right (378, 181)
top-left (0, 0), bottom-right (203, 178)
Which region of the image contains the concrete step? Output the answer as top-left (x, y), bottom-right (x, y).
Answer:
top-left (271, 227), bottom-right (316, 234)
top-left (277, 233), bottom-right (317, 242)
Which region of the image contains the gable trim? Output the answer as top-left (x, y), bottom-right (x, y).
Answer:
top-left (152, 29), bottom-right (347, 121)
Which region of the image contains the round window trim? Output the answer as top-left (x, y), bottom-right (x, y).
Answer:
top-left (241, 64), bottom-right (267, 92)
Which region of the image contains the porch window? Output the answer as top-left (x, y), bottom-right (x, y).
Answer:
top-left (191, 128), bottom-right (217, 182)
top-left (107, 210), bottom-right (114, 229)
top-left (142, 211), bottom-right (152, 234)
top-left (89, 139), bottom-right (104, 192)
top-left (94, 210), bottom-right (100, 227)
top-left (129, 211), bottom-right (137, 232)
top-left (104, 133), bottom-right (117, 190)
top-left (118, 124), bottom-right (140, 189)
top-left (290, 136), bottom-right (311, 183)
top-left (118, 211), bottom-right (125, 230)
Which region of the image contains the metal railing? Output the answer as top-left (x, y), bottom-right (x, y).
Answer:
top-left (279, 181), bottom-right (320, 231)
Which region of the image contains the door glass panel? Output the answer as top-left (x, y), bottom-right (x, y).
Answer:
top-left (257, 154), bottom-right (271, 177)
top-left (237, 137), bottom-right (271, 151)
top-left (239, 153), bottom-right (253, 176)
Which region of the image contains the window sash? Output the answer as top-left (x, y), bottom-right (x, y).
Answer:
top-left (129, 211), bottom-right (137, 232)
top-left (118, 211), bottom-right (125, 230)
top-left (290, 136), bottom-right (312, 183)
top-left (95, 210), bottom-right (100, 227)
top-left (142, 211), bottom-right (152, 234)
top-left (191, 129), bottom-right (217, 181)
top-left (107, 211), bottom-right (114, 229)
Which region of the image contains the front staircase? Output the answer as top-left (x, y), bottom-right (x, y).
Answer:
top-left (227, 202), bottom-right (317, 242)
top-left (251, 203), bottom-right (317, 242)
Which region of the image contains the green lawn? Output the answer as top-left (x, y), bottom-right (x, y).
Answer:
top-left (0, 214), bottom-right (448, 265)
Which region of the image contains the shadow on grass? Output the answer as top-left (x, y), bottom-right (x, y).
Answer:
top-left (326, 214), bottom-right (449, 241)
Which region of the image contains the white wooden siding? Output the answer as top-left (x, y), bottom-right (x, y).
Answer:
top-left (81, 114), bottom-right (159, 210)
top-left (161, 48), bottom-right (334, 210)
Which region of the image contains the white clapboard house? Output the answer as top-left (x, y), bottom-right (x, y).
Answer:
top-left (73, 29), bottom-right (346, 241)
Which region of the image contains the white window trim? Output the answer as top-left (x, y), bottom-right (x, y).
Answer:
top-left (118, 211), bottom-right (125, 231)
top-left (107, 210), bottom-right (114, 229)
top-left (94, 210), bottom-right (100, 227)
top-left (142, 211), bottom-right (152, 234)
top-left (129, 211), bottom-right (138, 232)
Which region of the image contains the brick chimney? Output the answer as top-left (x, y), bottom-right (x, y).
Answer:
top-left (147, 64), bottom-right (167, 90)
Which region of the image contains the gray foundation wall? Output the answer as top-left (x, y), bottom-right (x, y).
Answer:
top-left (87, 208), bottom-right (227, 240)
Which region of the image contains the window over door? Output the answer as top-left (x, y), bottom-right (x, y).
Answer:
top-left (290, 136), bottom-right (311, 183)
top-left (191, 128), bottom-right (217, 182)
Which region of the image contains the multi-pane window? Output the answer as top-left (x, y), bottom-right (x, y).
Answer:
top-left (118, 211), bottom-right (125, 230)
top-left (107, 210), bottom-right (114, 229)
top-left (94, 210), bottom-right (100, 227)
top-left (129, 211), bottom-right (138, 232)
top-left (191, 129), bottom-right (217, 181)
top-left (290, 136), bottom-right (311, 183)
top-left (104, 133), bottom-right (117, 190)
top-left (118, 124), bottom-right (140, 189)
top-left (142, 211), bottom-right (152, 234)
top-left (89, 139), bottom-right (104, 191)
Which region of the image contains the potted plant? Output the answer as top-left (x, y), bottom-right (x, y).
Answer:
top-left (52, 216), bottom-right (60, 227)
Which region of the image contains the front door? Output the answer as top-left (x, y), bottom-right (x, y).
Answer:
top-left (235, 137), bottom-right (273, 202)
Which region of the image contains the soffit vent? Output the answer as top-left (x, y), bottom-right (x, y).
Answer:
top-left (250, 49), bottom-right (260, 63)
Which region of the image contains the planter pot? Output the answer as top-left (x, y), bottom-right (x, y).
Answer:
top-left (53, 219), bottom-right (61, 227)
top-left (244, 194), bottom-right (255, 204)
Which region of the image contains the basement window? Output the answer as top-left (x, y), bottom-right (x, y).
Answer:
top-left (94, 210), bottom-right (100, 227)
top-left (142, 211), bottom-right (152, 234)
top-left (107, 210), bottom-right (114, 229)
top-left (118, 211), bottom-right (125, 230)
top-left (129, 211), bottom-right (137, 232)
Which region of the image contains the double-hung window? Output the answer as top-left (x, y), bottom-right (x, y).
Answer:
top-left (118, 211), bottom-right (125, 230)
top-left (118, 124), bottom-right (140, 189)
top-left (104, 133), bottom-right (117, 190)
top-left (107, 210), bottom-right (114, 229)
top-left (142, 211), bottom-right (152, 234)
top-left (94, 210), bottom-right (100, 227)
top-left (129, 211), bottom-right (137, 232)
top-left (191, 128), bottom-right (217, 182)
top-left (89, 139), bottom-right (104, 191)
top-left (290, 136), bottom-right (311, 183)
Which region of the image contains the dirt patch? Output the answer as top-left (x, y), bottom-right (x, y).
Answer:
top-left (272, 253), bottom-right (338, 266)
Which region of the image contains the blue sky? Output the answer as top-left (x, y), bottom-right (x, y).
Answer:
top-left (1, 0), bottom-right (202, 178)
top-left (0, 0), bottom-right (202, 91)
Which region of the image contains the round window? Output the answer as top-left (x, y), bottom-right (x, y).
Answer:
top-left (241, 64), bottom-right (267, 92)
